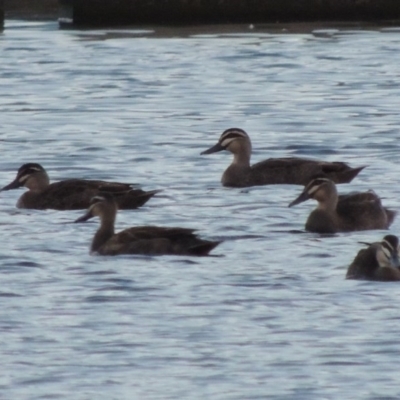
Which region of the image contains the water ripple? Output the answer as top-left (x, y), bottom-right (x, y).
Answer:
top-left (1, 20), bottom-right (400, 400)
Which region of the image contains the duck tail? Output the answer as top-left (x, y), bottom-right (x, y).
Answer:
top-left (340, 165), bottom-right (367, 184)
top-left (386, 209), bottom-right (397, 227)
top-left (189, 240), bottom-right (222, 256)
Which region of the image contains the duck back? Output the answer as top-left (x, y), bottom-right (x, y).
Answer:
top-left (247, 158), bottom-right (364, 187)
top-left (98, 226), bottom-right (220, 256)
top-left (336, 192), bottom-right (394, 231)
top-left (17, 179), bottom-right (158, 210)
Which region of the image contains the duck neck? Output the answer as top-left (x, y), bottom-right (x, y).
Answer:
top-left (91, 214), bottom-right (115, 252)
top-left (26, 171), bottom-right (50, 193)
top-left (231, 141), bottom-right (251, 167)
top-left (316, 186), bottom-right (338, 214)
top-left (317, 197), bottom-right (338, 213)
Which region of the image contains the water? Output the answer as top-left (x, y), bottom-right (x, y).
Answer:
top-left (1, 20), bottom-right (400, 399)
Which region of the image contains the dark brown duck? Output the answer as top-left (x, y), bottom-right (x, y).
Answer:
top-left (1, 163), bottom-right (160, 210)
top-left (288, 177), bottom-right (396, 233)
top-left (346, 235), bottom-right (400, 281)
top-left (75, 194), bottom-right (221, 256)
top-left (201, 128), bottom-right (365, 187)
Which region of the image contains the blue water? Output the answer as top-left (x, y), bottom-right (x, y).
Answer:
top-left (1, 20), bottom-right (400, 399)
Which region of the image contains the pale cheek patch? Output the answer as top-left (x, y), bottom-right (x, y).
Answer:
top-left (220, 137), bottom-right (236, 148)
top-left (220, 129), bottom-right (248, 145)
top-left (18, 174), bottom-right (30, 183)
top-left (377, 246), bottom-right (393, 268)
top-left (307, 185), bottom-right (320, 196)
top-left (376, 249), bottom-right (390, 267)
top-left (382, 246), bottom-right (392, 259)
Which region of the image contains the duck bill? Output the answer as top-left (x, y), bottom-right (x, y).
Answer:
top-left (201, 142), bottom-right (224, 155)
top-left (288, 190), bottom-right (311, 208)
top-left (0, 177), bottom-right (22, 192)
top-left (74, 210), bottom-right (94, 223)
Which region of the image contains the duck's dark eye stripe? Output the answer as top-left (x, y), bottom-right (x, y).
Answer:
top-left (305, 178), bottom-right (330, 193)
top-left (92, 196), bottom-right (106, 202)
top-left (313, 178), bottom-right (329, 186)
top-left (222, 133), bottom-right (239, 141)
top-left (223, 131), bottom-right (244, 138)
top-left (26, 167), bottom-right (41, 174)
top-left (383, 235), bottom-right (399, 250)
top-left (18, 163), bottom-right (44, 175)
top-left (382, 241), bottom-right (394, 253)
top-left (220, 129), bottom-right (248, 142)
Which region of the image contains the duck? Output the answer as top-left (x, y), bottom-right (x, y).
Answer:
top-left (74, 193), bottom-right (221, 256)
top-left (200, 128), bottom-right (365, 187)
top-left (288, 177), bottom-right (396, 233)
top-left (0, 163), bottom-right (160, 210)
top-left (346, 235), bottom-right (400, 281)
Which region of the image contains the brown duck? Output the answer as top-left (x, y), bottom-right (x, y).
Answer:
top-left (201, 128), bottom-right (365, 187)
top-left (1, 163), bottom-right (160, 210)
top-left (346, 235), bottom-right (400, 281)
top-left (288, 177), bottom-right (396, 233)
top-left (74, 194), bottom-right (221, 256)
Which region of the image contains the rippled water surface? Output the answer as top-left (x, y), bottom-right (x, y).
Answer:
top-left (2, 20), bottom-right (400, 399)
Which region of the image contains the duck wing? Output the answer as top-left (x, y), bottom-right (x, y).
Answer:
top-left (103, 226), bottom-right (220, 256)
top-left (36, 180), bottom-right (156, 210)
top-left (337, 191), bottom-right (394, 230)
top-left (346, 246), bottom-right (378, 279)
top-left (117, 226), bottom-right (198, 241)
top-left (346, 245), bottom-right (400, 281)
top-left (251, 157), bottom-right (364, 185)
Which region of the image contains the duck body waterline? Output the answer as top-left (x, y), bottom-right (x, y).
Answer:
top-left (1, 163), bottom-right (160, 210)
top-left (201, 128), bottom-right (365, 187)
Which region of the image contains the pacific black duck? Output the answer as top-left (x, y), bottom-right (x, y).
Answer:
top-left (346, 235), bottom-right (400, 281)
top-left (1, 163), bottom-right (160, 210)
top-left (201, 128), bottom-right (365, 187)
top-left (288, 177), bottom-right (396, 233)
top-left (74, 194), bottom-right (221, 256)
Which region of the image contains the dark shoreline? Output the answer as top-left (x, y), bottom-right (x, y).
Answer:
top-left (5, 0), bottom-right (58, 20)
top-left (4, 0), bottom-right (400, 32)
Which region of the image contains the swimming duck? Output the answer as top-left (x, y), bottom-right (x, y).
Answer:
top-left (201, 128), bottom-right (365, 187)
top-left (288, 177), bottom-right (396, 233)
top-left (74, 193), bottom-right (221, 256)
top-left (346, 235), bottom-right (400, 281)
top-left (1, 163), bottom-right (160, 210)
